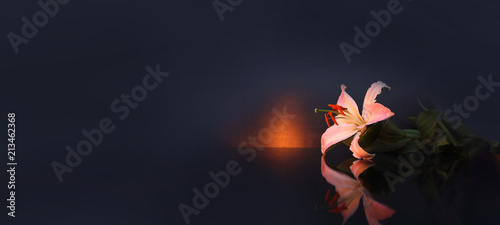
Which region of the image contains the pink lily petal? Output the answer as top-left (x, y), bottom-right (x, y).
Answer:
top-left (335, 115), bottom-right (361, 125)
top-left (350, 132), bottom-right (375, 159)
top-left (321, 123), bottom-right (359, 154)
top-left (362, 103), bottom-right (395, 126)
top-left (363, 81), bottom-right (391, 108)
top-left (341, 193), bottom-right (363, 225)
top-left (321, 157), bottom-right (359, 189)
top-left (350, 160), bottom-right (375, 180)
top-left (321, 157), bottom-right (393, 225)
top-left (337, 84), bottom-right (364, 124)
top-left (321, 157), bottom-right (363, 224)
top-left (363, 194), bottom-right (396, 225)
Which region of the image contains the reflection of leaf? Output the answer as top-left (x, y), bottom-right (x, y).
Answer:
top-left (359, 167), bottom-right (393, 195)
top-left (379, 120), bottom-right (405, 144)
top-left (416, 169), bottom-right (440, 204)
top-left (441, 160), bottom-right (461, 188)
top-left (416, 110), bottom-right (442, 140)
top-left (434, 167), bottom-right (448, 179)
top-left (337, 158), bottom-right (357, 175)
top-left (372, 154), bottom-right (401, 168)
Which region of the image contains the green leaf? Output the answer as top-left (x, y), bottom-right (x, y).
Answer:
top-left (359, 123), bottom-right (383, 148)
top-left (408, 116), bottom-right (416, 125)
top-left (416, 110), bottom-right (442, 140)
top-left (379, 120), bottom-right (406, 144)
top-left (395, 141), bottom-right (421, 154)
top-left (434, 134), bottom-right (449, 147)
top-left (342, 136), bottom-right (354, 147)
top-left (402, 129), bottom-right (421, 138)
top-left (368, 138), bottom-right (411, 153)
top-left (417, 98), bottom-right (429, 111)
top-left (436, 122), bottom-right (459, 147)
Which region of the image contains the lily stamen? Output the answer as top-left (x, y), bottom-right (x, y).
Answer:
top-left (315, 105), bottom-right (348, 127)
top-left (329, 203), bottom-right (347, 213)
top-left (328, 192), bottom-right (339, 206)
top-left (328, 104), bottom-right (347, 116)
top-left (324, 189), bottom-right (331, 203)
top-left (328, 112), bottom-right (338, 126)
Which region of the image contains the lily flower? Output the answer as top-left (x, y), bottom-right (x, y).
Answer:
top-left (321, 157), bottom-right (395, 225)
top-left (321, 81), bottom-right (394, 159)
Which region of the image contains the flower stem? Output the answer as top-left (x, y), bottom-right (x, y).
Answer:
top-left (315, 108), bottom-right (331, 113)
top-left (402, 129), bottom-right (421, 138)
top-left (315, 108), bottom-right (342, 115)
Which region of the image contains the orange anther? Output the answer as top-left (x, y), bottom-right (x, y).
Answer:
top-left (328, 104), bottom-right (347, 116)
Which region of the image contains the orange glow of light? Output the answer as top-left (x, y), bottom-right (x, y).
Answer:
top-left (227, 93), bottom-right (320, 149)
top-left (265, 110), bottom-right (305, 149)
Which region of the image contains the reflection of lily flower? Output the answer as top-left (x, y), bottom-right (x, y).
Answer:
top-left (321, 81), bottom-right (394, 159)
top-left (321, 157), bottom-right (395, 225)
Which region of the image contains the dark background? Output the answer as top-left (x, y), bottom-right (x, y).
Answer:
top-left (1, 0), bottom-right (500, 224)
